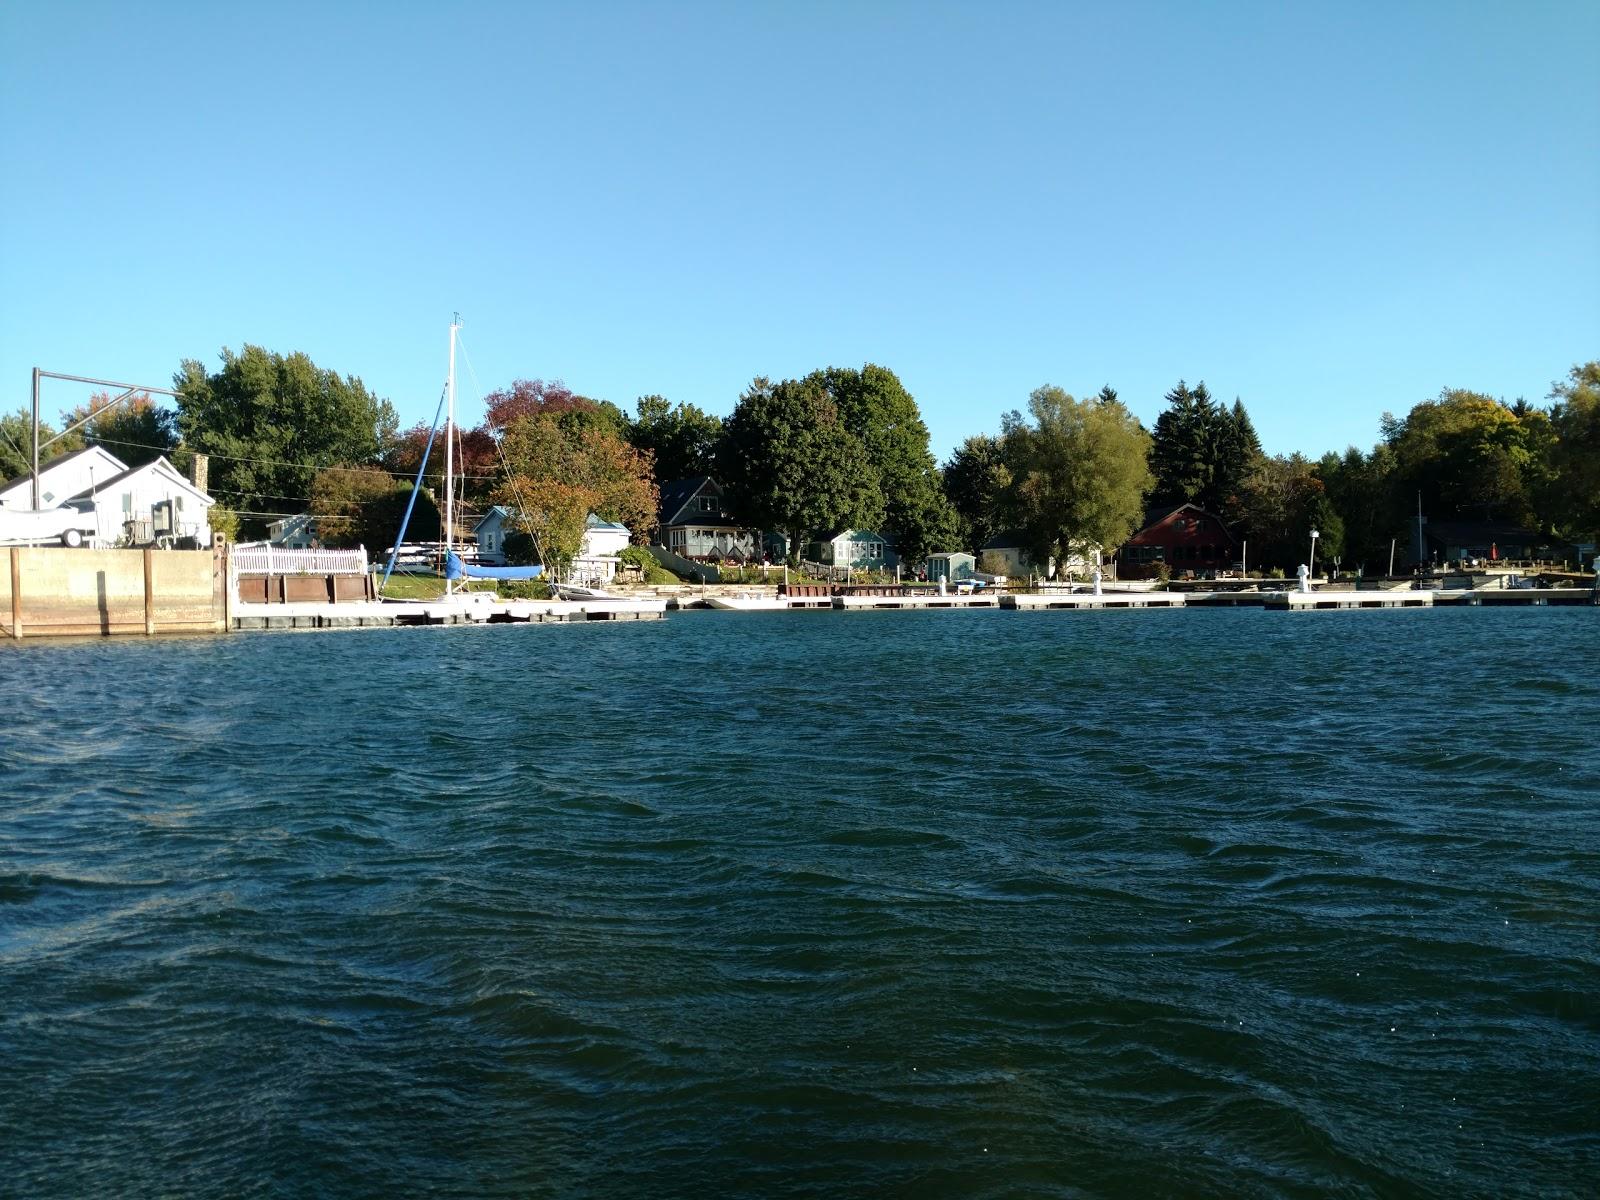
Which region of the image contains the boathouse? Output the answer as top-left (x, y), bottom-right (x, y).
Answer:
top-left (1118, 502), bottom-right (1236, 579)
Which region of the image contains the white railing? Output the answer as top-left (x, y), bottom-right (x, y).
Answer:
top-left (231, 543), bottom-right (370, 576)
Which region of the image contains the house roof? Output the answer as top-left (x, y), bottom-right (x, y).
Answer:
top-left (659, 476), bottom-right (747, 528)
top-left (981, 528), bottom-right (1030, 550)
top-left (62, 455), bottom-right (214, 506)
top-left (1127, 501), bottom-right (1236, 545)
top-left (0, 444), bottom-right (129, 499)
top-left (585, 513), bottom-right (630, 533)
top-left (926, 551), bottom-right (975, 562)
top-left (473, 505), bottom-right (512, 532)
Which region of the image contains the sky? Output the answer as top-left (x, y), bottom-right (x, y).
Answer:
top-left (2, 1), bottom-right (1596, 463)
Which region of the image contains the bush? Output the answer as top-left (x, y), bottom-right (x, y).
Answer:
top-left (1153, 562), bottom-right (1171, 585)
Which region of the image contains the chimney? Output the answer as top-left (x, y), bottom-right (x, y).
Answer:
top-left (191, 453), bottom-right (209, 493)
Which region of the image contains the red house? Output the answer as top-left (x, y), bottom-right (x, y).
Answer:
top-left (1117, 502), bottom-right (1238, 579)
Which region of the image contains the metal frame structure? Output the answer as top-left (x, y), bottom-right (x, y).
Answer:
top-left (29, 368), bottom-right (182, 508)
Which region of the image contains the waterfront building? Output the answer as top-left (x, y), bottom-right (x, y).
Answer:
top-left (268, 513), bottom-right (317, 548)
top-left (62, 455), bottom-right (217, 547)
top-left (1117, 502), bottom-right (1237, 578)
top-left (473, 505), bottom-right (513, 564)
top-left (656, 477), bottom-right (761, 562)
top-left (0, 445), bottom-right (128, 510)
top-left (804, 529), bottom-right (898, 570)
top-left (1420, 520), bottom-right (1539, 564)
top-left (924, 551), bottom-right (976, 582)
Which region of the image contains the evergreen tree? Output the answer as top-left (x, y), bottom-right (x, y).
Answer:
top-left (943, 434), bottom-right (1009, 556)
top-left (1149, 381), bottom-right (1222, 508)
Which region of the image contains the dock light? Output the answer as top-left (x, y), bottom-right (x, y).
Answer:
top-left (1309, 529), bottom-right (1320, 578)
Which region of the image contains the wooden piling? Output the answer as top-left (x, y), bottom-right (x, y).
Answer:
top-left (9, 546), bottom-right (21, 639)
top-left (143, 547), bottom-right (156, 635)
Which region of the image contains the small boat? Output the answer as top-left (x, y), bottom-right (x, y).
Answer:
top-left (551, 582), bottom-right (624, 602)
top-left (705, 595), bottom-right (790, 611)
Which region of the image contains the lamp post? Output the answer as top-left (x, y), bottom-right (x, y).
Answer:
top-left (1309, 529), bottom-right (1320, 580)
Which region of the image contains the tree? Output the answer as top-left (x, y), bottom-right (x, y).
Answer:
top-left (308, 466), bottom-right (441, 550)
top-left (495, 406), bottom-right (658, 542)
top-left (717, 376), bottom-right (880, 563)
top-left (1383, 389), bottom-right (1542, 524)
top-left (489, 476), bottom-right (598, 568)
top-left (943, 434), bottom-right (1010, 555)
top-left (175, 346), bottom-right (399, 532)
top-left (61, 391), bottom-right (178, 469)
top-left (997, 386), bottom-right (1153, 578)
top-left (1148, 382), bottom-right (1260, 514)
top-left (0, 409), bottom-right (75, 482)
top-left (1149, 381), bottom-right (1219, 507)
top-left (483, 379), bottom-right (628, 437)
top-left (1233, 454), bottom-right (1328, 570)
top-left (811, 364), bottom-right (957, 564)
top-left (629, 395), bottom-right (723, 484)
top-left (1548, 362), bottom-right (1600, 543)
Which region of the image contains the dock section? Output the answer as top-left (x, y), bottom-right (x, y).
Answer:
top-left (1003, 592), bottom-right (1187, 611)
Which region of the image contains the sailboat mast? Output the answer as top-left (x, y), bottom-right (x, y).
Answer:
top-left (445, 316), bottom-right (459, 594)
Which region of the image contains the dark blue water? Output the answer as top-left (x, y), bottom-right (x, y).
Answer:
top-left (2, 609), bottom-right (1597, 1198)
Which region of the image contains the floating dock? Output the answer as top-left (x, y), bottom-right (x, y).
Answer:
top-left (232, 597), bottom-right (666, 631)
top-left (1263, 590), bottom-right (1434, 611)
top-left (835, 593), bottom-right (1001, 610)
top-left (1003, 592), bottom-right (1187, 610)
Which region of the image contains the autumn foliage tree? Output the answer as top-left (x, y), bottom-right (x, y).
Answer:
top-left (309, 465), bottom-right (440, 549)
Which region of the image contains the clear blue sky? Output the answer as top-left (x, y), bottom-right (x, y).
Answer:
top-left (3, 1), bottom-right (1596, 461)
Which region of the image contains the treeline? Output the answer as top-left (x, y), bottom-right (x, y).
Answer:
top-left (5, 343), bottom-right (1594, 573)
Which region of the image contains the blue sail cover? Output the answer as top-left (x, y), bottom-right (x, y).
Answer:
top-left (445, 552), bottom-right (544, 581)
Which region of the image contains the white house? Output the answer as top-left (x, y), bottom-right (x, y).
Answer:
top-left (475, 507), bottom-right (632, 583)
top-left (0, 445), bottom-right (128, 510)
top-left (268, 513), bottom-right (317, 548)
top-left (979, 529), bottom-right (1100, 579)
top-left (803, 529), bottom-right (897, 570)
top-left (62, 455), bottom-right (216, 547)
top-left (570, 514), bottom-right (631, 584)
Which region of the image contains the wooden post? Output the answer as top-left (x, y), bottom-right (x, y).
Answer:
top-left (143, 546), bottom-right (156, 635)
top-left (219, 537), bottom-right (233, 633)
top-left (9, 546), bottom-right (21, 640)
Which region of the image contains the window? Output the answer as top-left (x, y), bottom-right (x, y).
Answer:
top-left (698, 495), bottom-right (719, 512)
top-left (122, 494), bottom-right (132, 514)
top-left (42, 490), bottom-right (55, 504)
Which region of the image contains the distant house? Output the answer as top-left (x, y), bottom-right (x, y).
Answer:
top-left (474, 505), bottom-right (513, 565)
top-left (1421, 520), bottom-right (1540, 563)
top-left (268, 513), bottom-right (317, 548)
top-left (804, 530), bottom-right (897, 570)
top-left (657, 477), bottom-right (760, 561)
top-left (1117, 502), bottom-right (1236, 578)
top-left (62, 455), bottom-right (216, 547)
top-left (475, 507), bottom-right (632, 582)
top-left (0, 445), bottom-right (128, 510)
top-left (979, 530), bottom-right (1053, 578)
top-left (924, 551), bottom-right (975, 582)
top-left (571, 514), bottom-right (632, 584)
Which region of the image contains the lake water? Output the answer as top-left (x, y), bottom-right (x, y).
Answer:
top-left (2, 609), bottom-right (1597, 1198)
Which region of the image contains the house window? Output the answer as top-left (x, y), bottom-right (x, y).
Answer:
top-left (42, 490), bottom-right (55, 504)
top-left (122, 494), bottom-right (132, 514)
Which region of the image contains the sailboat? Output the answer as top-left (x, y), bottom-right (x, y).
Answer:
top-left (380, 318), bottom-right (660, 615)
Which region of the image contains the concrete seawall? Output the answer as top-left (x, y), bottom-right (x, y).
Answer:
top-left (2, 545), bottom-right (226, 638)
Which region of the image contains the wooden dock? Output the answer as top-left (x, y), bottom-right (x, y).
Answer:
top-left (834, 593), bottom-right (1001, 610)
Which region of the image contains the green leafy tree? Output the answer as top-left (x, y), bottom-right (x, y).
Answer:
top-left (998, 386), bottom-right (1153, 578)
top-left (629, 395), bottom-right (723, 484)
top-left (1315, 444), bottom-right (1401, 570)
top-left (717, 376), bottom-right (880, 563)
top-left (62, 391), bottom-right (178, 469)
top-left (1233, 454), bottom-right (1330, 570)
top-left (175, 345), bottom-right (399, 532)
top-left (0, 409), bottom-right (75, 482)
top-left (811, 364), bottom-right (957, 563)
top-left (1547, 362), bottom-right (1600, 543)
top-left (309, 466), bottom-right (441, 550)
top-left (1383, 389), bottom-right (1541, 524)
top-left (943, 434), bottom-right (1010, 555)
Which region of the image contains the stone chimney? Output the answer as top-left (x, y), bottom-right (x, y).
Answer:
top-left (191, 453), bottom-right (209, 493)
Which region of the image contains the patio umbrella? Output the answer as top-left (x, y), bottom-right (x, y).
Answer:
top-left (1490, 542), bottom-right (1498, 560)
